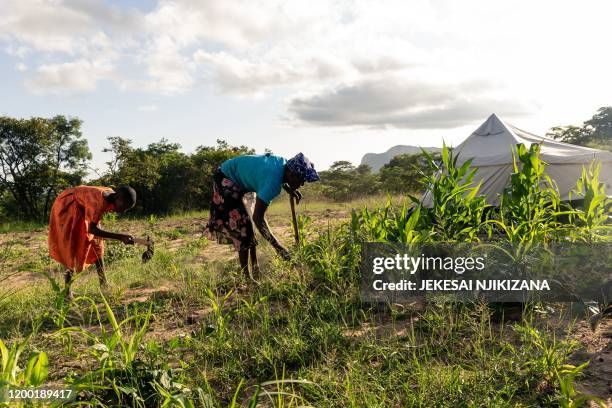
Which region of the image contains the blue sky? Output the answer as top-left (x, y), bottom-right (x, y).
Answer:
top-left (1, 0), bottom-right (610, 174)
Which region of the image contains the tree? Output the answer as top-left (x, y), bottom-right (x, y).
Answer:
top-left (584, 106), bottom-right (612, 147)
top-left (318, 161), bottom-right (380, 201)
top-left (546, 125), bottom-right (584, 145)
top-left (0, 116), bottom-right (90, 221)
top-left (379, 152), bottom-right (438, 194)
top-left (547, 107), bottom-right (611, 150)
top-left (97, 138), bottom-right (253, 214)
top-left (99, 137), bottom-right (186, 213)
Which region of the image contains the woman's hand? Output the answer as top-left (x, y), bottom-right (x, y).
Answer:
top-left (283, 184), bottom-right (302, 204)
top-left (276, 245), bottom-right (291, 261)
top-left (290, 189), bottom-right (302, 204)
top-left (253, 197), bottom-right (289, 258)
top-left (120, 234), bottom-right (135, 245)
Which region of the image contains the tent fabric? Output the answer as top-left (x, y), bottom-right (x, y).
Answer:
top-left (421, 114), bottom-right (612, 206)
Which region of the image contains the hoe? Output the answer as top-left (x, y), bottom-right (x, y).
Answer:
top-left (290, 195), bottom-right (300, 245)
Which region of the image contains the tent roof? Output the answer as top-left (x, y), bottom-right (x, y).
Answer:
top-left (454, 114), bottom-right (612, 167)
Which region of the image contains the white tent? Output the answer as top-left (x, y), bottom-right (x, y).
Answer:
top-left (422, 114), bottom-right (612, 206)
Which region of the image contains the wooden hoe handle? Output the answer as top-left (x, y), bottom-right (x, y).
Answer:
top-left (290, 195), bottom-right (300, 245)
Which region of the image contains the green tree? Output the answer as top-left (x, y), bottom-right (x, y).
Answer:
top-left (0, 116), bottom-right (90, 221)
top-left (379, 152), bottom-right (439, 194)
top-left (98, 138), bottom-right (253, 214)
top-left (318, 161), bottom-right (380, 201)
top-left (99, 137), bottom-right (168, 213)
top-left (584, 106), bottom-right (612, 147)
top-left (547, 106), bottom-right (611, 150)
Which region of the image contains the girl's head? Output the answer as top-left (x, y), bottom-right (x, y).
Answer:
top-left (111, 185), bottom-right (137, 213)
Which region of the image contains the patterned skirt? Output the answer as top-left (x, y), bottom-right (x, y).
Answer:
top-left (204, 168), bottom-right (257, 251)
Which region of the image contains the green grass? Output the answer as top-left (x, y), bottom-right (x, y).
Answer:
top-left (0, 143), bottom-right (609, 407)
top-left (0, 218), bottom-right (604, 407)
top-left (0, 219), bottom-right (46, 234)
top-left (267, 193), bottom-right (410, 217)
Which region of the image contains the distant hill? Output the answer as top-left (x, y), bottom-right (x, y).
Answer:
top-left (361, 145), bottom-right (442, 172)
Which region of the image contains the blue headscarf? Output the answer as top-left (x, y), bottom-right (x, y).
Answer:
top-left (286, 153), bottom-right (320, 182)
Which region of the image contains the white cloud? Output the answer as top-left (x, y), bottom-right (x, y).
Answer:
top-left (143, 0), bottom-right (342, 49)
top-left (0, 0), bottom-right (140, 54)
top-left (25, 58), bottom-right (113, 94)
top-left (15, 62), bottom-right (27, 72)
top-left (193, 49), bottom-right (353, 96)
top-left (1, 1), bottom-right (128, 93)
top-left (121, 35), bottom-right (196, 95)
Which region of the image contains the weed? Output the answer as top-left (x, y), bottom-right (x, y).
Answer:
top-left (556, 362), bottom-right (606, 407)
top-left (204, 288), bottom-right (235, 341)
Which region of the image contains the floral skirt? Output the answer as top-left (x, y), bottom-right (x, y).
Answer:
top-left (204, 168), bottom-right (257, 251)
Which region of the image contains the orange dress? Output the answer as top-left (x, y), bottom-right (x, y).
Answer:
top-left (48, 186), bottom-right (115, 272)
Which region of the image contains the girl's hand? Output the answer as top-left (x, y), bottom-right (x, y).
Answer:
top-left (121, 235), bottom-right (135, 245)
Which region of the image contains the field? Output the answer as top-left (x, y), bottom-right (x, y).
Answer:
top-left (0, 192), bottom-right (610, 407)
top-left (1, 145), bottom-right (611, 407)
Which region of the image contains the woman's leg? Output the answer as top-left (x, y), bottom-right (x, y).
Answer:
top-left (205, 169), bottom-right (257, 281)
top-left (249, 245), bottom-right (260, 280)
top-left (238, 249), bottom-right (249, 277)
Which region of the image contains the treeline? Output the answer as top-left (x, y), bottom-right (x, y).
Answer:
top-left (94, 139), bottom-right (437, 211)
top-left (0, 107), bottom-right (609, 222)
top-left (0, 117), bottom-right (437, 221)
top-left (306, 153), bottom-right (437, 201)
top-left (0, 115), bottom-right (255, 221)
top-left (96, 137), bottom-right (253, 215)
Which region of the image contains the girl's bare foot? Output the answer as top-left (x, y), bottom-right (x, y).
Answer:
top-left (65, 288), bottom-right (74, 301)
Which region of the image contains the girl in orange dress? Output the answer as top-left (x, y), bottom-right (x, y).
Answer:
top-left (48, 185), bottom-right (136, 296)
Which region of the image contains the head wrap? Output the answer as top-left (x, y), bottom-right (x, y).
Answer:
top-left (286, 153), bottom-right (320, 182)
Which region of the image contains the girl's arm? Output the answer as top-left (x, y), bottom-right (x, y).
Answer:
top-left (89, 222), bottom-right (134, 245)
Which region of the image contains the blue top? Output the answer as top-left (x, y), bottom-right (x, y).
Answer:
top-left (220, 154), bottom-right (287, 204)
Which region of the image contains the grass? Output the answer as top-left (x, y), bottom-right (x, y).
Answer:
top-left (267, 193), bottom-right (408, 217)
top-left (0, 145), bottom-right (609, 406)
top-left (0, 219), bottom-right (46, 234)
top-left (0, 208), bottom-right (606, 407)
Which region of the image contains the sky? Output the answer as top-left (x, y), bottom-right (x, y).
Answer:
top-left (0, 0), bottom-right (610, 174)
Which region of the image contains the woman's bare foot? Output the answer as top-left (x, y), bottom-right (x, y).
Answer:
top-left (251, 264), bottom-right (261, 281)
